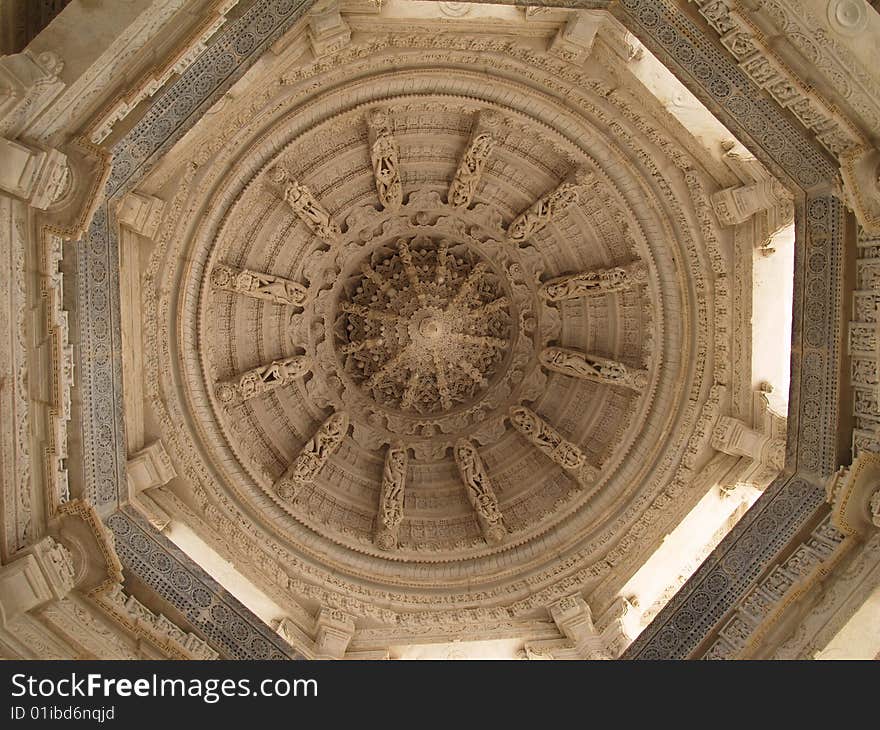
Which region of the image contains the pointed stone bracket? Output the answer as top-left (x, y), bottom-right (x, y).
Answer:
top-left (375, 444), bottom-right (407, 550)
top-left (509, 405), bottom-right (586, 471)
top-left (507, 170), bottom-right (592, 243)
top-left (215, 355), bottom-right (310, 405)
top-left (274, 412), bottom-right (349, 503)
top-left (367, 108), bottom-right (403, 210)
top-left (539, 346), bottom-right (648, 392)
top-left (539, 261), bottom-right (648, 301)
top-left (267, 166), bottom-right (342, 243)
top-left (448, 110), bottom-right (503, 209)
top-left (453, 438), bottom-right (507, 545)
top-left (210, 264), bottom-right (307, 306)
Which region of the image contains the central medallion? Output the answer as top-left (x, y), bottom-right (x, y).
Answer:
top-left (335, 235), bottom-right (513, 414)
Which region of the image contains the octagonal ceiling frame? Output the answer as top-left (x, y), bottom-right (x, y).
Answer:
top-left (70, 0), bottom-right (849, 659)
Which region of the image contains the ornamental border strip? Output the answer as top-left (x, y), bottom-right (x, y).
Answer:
top-left (107, 508), bottom-right (303, 660)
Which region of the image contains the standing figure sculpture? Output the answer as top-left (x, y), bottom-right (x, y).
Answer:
top-left (453, 439), bottom-right (507, 545)
top-left (368, 109), bottom-right (403, 209)
top-left (274, 412), bottom-right (349, 502)
top-left (374, 444), bottom-right (408, 550)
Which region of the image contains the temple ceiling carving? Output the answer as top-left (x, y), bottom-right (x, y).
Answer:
top-left (120, 7), bottom-right (773, 647)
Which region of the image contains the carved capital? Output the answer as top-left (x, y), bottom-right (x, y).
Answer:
top-left (548, 11), bottom-right (603, 65)
top-left (314, 606), bottom-right (355, 659)
top-left (117, 191), bottom-right (165, 238)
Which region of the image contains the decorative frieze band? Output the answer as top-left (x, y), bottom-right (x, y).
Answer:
top-left (106, 509), bottom-right (302, 660)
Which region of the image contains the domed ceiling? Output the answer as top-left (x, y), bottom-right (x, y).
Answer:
top-left (130, 5), bottom-right (753, 648)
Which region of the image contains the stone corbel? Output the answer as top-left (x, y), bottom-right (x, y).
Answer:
top-left (308, 1), bottom-right (351, 58)
top-left (0, 535), bottom-right (75, 628)
top-left (548, 11), bottom-right (603, 65)
top-left (544, 594), bottom-right (611, 659)
top-left (0, 50), bottom-right (65, 139)
top-left (313, 607), bottom-right (356, 659)
top-left (710, 179), bottom-right (791, 227)
top-left (52, 499), bottom-right (124, 597)
top-left (826, 451), bottom-right (880, 538)
top-left (0, 138), bottom-right (69, 210)
top-left (126, 441), bottom-right (176, 531)
top-left (711, 415), bottom-right (784, 473)
top-left (117, 191), bottom-right (165, 239)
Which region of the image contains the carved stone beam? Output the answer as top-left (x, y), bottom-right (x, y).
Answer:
top-left (374, 443), bottom-right (407, 550)
top-left (210, 263), bottom-right (308, 306)
top-left (507, 170), bottom-right (592, 243)
top-left (274, 412), bottom-right (349, 503)
top-left (539, 261), bottom-right (648, 302)
top-left (307, 1), bottom-right (351, 58)
top-left (367, 108), bottom-right (403, 210)
top-left (215, 355), bottom-right (310, 405)
top-left (267, 166), bottom-right (342, 243)
top-left (453, 438), bottom-right (507, 545)
top-left (448, 110), bottom-right (502, 209)
top-left (539, 346), bottom-right (648, 392)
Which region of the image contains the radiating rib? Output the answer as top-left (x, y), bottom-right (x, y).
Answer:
top-left (397, 238), bottom-right (426, 304)
top-left (451, 261), bottom-right (489, 306)
top-left (360, 262), bottom-right (393, 292)
top-left (469, 296), bottom-right (510, 317)
top-left (364, 348), bottom-right (411, 390)
top-left (340, 302), bottom-right (397, 322)
top-left (451, 333), bottom-right (507, 350)
top-left (339, 337), bottom-right (384, 355)
top-left (215, 355), bottom-right (309, 404)
top-left (399, 370), bottom-right (422, 410)
top-left (432, 353), bottom-right (454, 411)
top-left (435, 241), bottom-right (450, 285)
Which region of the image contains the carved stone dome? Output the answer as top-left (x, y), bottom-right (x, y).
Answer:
top-left (142, 18), bottom-right (733, 640)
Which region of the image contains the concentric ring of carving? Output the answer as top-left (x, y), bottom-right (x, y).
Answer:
top-left (335, 236), bottom-right (513, 415)
top-left (146, 36), bottom-right (727, 624)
